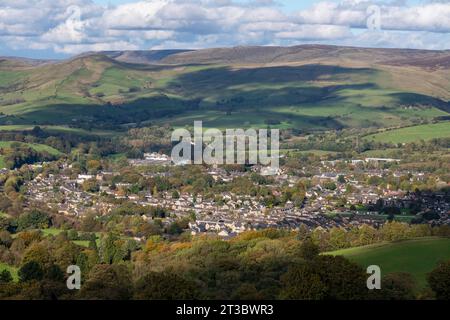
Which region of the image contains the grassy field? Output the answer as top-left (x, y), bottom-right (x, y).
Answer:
top-left (327, 237), bottom-right (450, 288)
top-left (39, 228), bottom-right (101, 247)
top-left (0, 263), bottom-right (18, 282)
top-left (40, 228), bottom-right (65, 237)
top-left (365, 122), bottom-right (450, 143)
top-left (0, 140), bottom-right (62, 168)
top-left (0, 125), bottom-right (118, 137)
top-left (0, 141), bottom-right (61, 156)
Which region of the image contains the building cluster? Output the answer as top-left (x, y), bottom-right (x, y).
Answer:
top-left (21, 157), bottom-right (450, 238)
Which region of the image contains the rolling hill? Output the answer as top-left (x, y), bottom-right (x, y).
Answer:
top-left (0, 45), bottom-right (449, 131)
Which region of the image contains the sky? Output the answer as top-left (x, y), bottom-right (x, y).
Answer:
top-left (0, 0), bottom-right (449, 59)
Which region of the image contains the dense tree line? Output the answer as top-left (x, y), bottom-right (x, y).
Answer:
top-left (0, 229), bottom-right (449, 300)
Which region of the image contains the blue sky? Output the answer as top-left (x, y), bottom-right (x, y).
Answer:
top-left (1, 0), bottom-right (449, 59)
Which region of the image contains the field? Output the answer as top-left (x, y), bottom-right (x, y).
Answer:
top-left (0, 125), bottom-right (118, 137)
top-left (39, 228), bottom-right (104, 247)
top-left (364, 122), bottom-right (450, 143)
top-left (40, 228), bottom-right (98, 248)
top-left (327, 237), bottom-right (450, 288)
top-left (0, 140), bottom-right (62, 168)
top-left (0, 141), bottom-right (61, 156)
top-left (40, 228), bottom-right (65, 237)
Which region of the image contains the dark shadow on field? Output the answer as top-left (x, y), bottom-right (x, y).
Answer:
top-left (167, 64), bottom-right (378, 91)
top-left (207, 83), bottom-right (375, 105)
top-left (173, 109), bottom-right (346, 130)
top-left (389, 93), bottom-right (450, 113)
top-left (1, 95), bottom-right (201, 128)
top-left (165, 64), bottom-right (382, 111)
top-left (2, 99), bottom-right (345, 130)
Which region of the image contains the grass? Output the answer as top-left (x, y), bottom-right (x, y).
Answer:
top-left (287, 149), bottom-right (339, 156)
top-left (0, 141), bottom-right (61, 156)
top-left (0, 140), bottom-right (62, 168)
top-left (40, 228), bottom-right (65, 237)
top-left (0, 263), bottom-right (18, 282)
top-left (0, 125), bottom-right (118, 137)
top-left (365, 122), bottom-right (450, 143)
top-left (326, 237), bottom-right (450, 288)
top-left (39, 228), bottom-right (101, 247)
top-left (0, 141), bottom-right (61, 169)
top-left (73, 240), bottom-right (91, 248)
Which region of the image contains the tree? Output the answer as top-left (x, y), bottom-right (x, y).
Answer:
top-left (80, 213), bottom-right (102, 232)
top-left (79, 264), bottom-right (132, 300)
top-left (17, 210), bottom-right (50, 231)
top-left (312, 255), bottom-right (368, 300)
top-left (86, 160), bottom-right (102, 174)
top-left (150, 206), bottom-right (168, 219)
top-left (98, 233), bottom-right (126, 264)
top-left (297, 224), bottom-right (310, 241)
top-left (370, 272), bottom-right (416, 300)
top-left (22, 242), bottom-right (53, 270)
top-left (134, 272), bottom-right (200, 300)
top-left (427, 260), bottom-right (450, 300)
top-left (77, 250), bottom-right (98, 277)
top-left (0, 270), bottom-right (13, 283)
top-left (88, 238), bottom-right (98, 251)
top-left (0, 230), bottom-right (12, 247)
top-left (82, 179), bottom-right (100, 193)
top-left (167, 222), bottom-right (183, 235)
top-left (231, 283), bottom-right (265, 300)
top-left (171, 190), bottom-right (180, 199)
top-left (299, 238), bottom-right (319, 260)
top-left (19, 261), bottom-right (44, 282)
top-left (67, 229), bottom-right (79, 241)
top-left (324, 182), bottom-right (337, 191)
top-left (45, 264), bottom-right (65, 282)
top-left (279, 264), bottom-right (327, 300)
top-left (53, 241), bottom-right (81, 269)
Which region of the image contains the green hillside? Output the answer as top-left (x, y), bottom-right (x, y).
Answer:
top-left (364, 122), bottom-right (450, 143)
top-left (327, 237), bottom-right (450, 288)
top-left (0, 46), bottom-right (449, 132)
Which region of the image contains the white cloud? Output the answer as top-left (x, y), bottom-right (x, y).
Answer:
top-left (276, 25), bottom-right (353, 41)
top-left (0, 0), bottom-right (450, 56)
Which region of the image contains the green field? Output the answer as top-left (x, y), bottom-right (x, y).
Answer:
top-left (365, 122), bottom-right (450, 143)
top-left (40, 228), bottom-right (65, 237)
top-left (0, 141), bottom-right (61, 156)
top-left (0, 125), bottom-right (118, 137)
top-left (0, 263), bottom-right (18, 282)
top-left (327, 237), bottom-right (450, 288)
top-left (0, 140), bottom-right (62, 168)
top-left (39, 228), bottom-right (102, 247)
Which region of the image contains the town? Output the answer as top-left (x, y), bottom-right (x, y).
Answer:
top-left (19, 152), bottom-right (449, 240)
